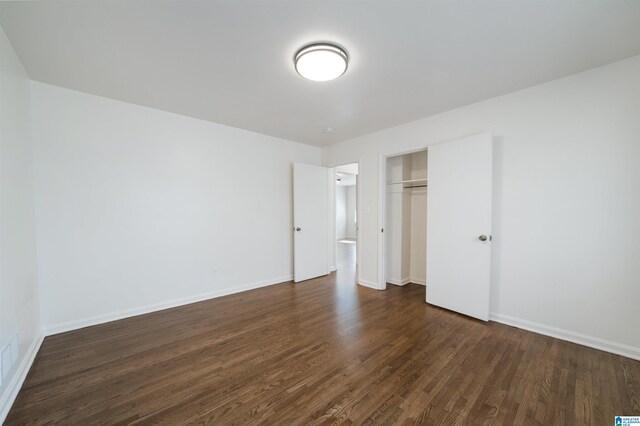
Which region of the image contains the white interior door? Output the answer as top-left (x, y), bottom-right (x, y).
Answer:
top-left (293, 163), bottom-right (329, 282)
top-left (426, 133), bottom-right (493, 320)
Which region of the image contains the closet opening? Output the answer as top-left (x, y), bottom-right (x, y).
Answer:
top-left (384, 149), bottom-right (427, 296)
top-left (333, 163), bottom-right (359, 284)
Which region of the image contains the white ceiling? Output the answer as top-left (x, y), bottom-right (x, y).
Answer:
top-left (2, 1), bottom-right (640, 147)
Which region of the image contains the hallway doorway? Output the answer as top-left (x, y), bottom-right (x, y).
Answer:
top-left (334, 163), bottom-right (358, 284)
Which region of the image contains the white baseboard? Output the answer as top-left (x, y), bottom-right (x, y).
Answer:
top-left (358, 279), bottom-right (381, 290)
top-left (44, 275), bottom-right (293, 336)
top-left (329, 266), bottom-right (337, 272)
top-left (387, 277), bottom-right (411, 286)
top-left (490, 313), bottom-right (640, 361)
top-left (410, 278), bottom-right (426, 285)
top-left (0, 332), bottom-right (44, 423)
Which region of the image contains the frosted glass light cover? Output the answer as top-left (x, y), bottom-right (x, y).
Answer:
top-left (294, 44), bottom-right (348, 82)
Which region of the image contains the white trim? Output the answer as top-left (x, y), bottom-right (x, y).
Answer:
top-left (490, 313), bottom-right (640, 361)
top-left (358, 279), bottom-right (382, 290)
top-left (410, 278), bottom-right (426, 285)
top-left (0, 333), bottom-right (44, 423)
top-left (329, 266), bottom-right (337, 272)
top-left (378, 153), bottom-right (386, 290)
top-left (387, 277), bottom-right (411, 286)
top-left (45, 275), bottom-right (293, 336)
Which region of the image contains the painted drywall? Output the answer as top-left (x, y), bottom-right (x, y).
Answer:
top-left (323, 55), bottom-right (640, 358)
top-left (409, 189), bottom-right (427, 285)
top-left (409, 151), bottom-right (427, 285)
top-left (336, 185), bottom-right (347, 239)
top-left (400, 166), bottom-right (411, 282)
top-left (346, 186), bottom-right (357, 239)
top-left (385, 155), bottom-right (407, 284)
top-left (327, 167), bottom-right (336, 271)
top-left (32, 82), bottom-right (321, 332)
top-left (0, 26), bottom-right (41, 418)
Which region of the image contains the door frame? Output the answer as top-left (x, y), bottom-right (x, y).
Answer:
top-left (377, 146), bottom-right (429, 291)
top-left (326, 159), bottom-right (362, 285)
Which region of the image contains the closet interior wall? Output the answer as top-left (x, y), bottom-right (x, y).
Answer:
top-left (385, 150), bottom-right (427, 286)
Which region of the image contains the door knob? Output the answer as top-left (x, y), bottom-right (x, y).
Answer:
top-left (296, 227), bottom-right (302, 232)
top-left (478, 234), bottom-right (488, 241)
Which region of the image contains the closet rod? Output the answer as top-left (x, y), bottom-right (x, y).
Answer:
top-left (387, 178), bottom-right (427, 185)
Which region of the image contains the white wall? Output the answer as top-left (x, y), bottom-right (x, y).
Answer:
top-left (400, 176), bottom-right (411, 281)
top-left (323, 55), bottom-right (640, 359)
top-left (327, 167), bottom-right (336, 271)
top-left (385, 156), bottom-right (406, 283)
top-left (409, 188), bottom-right (426, 285)
top-left (345, 186), bottom-right (357, 239)
top-left (410, 151), bottom-right (427, 285)
top-left (335, 185), bottom-right (347, 239)
top-left (32, 82), bottom-right (321, 333)
top-left (0, 26), bottom-right (41, 418)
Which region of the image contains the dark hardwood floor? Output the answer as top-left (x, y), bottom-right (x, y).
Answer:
top-left (6, 242), bottom-right (640, 424)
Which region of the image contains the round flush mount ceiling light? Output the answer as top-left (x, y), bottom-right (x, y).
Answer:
top-left (294, 43), bottom-right (349, 82)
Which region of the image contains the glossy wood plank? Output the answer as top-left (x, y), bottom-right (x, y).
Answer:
top-left (6, 244), bottom-right (640, 424)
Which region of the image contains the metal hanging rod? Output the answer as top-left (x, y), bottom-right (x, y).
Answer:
top-left (386, 178), bottom-right (427, 185)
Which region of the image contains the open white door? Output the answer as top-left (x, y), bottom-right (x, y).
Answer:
top-left (293, 163), bottom-right (329, 282)
top-left (426, 133), bottom-right (493, 321)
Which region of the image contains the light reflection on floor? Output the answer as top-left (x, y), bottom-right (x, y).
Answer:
top-left (335, 239), bottom-right (356, 287)
top-left (333, 240), bottom-right (361, 335)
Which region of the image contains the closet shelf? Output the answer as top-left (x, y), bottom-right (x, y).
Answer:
top-left (386, 178), bottom-right (427, 185)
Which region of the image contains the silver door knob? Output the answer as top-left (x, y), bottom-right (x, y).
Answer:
top-left (296, 227), bottom-right (302, 231)
top-left (478, 235), bottom-right (488, 241)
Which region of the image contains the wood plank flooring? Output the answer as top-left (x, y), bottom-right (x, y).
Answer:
top-left (6, 245), bottom-right (640, 424)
